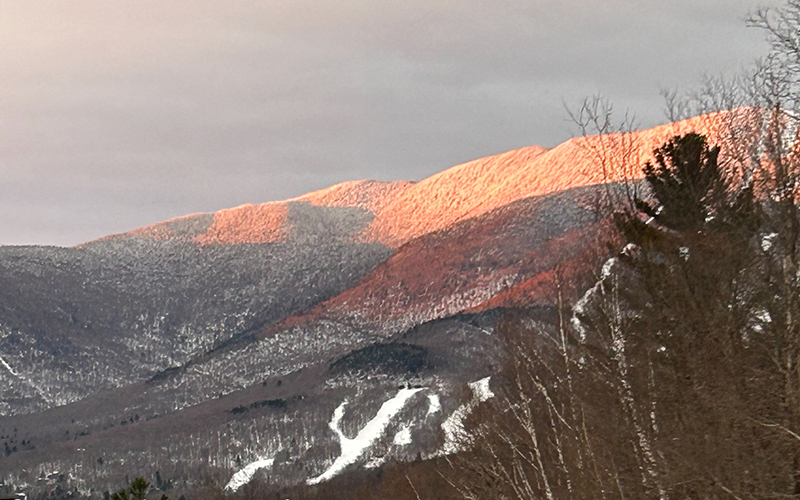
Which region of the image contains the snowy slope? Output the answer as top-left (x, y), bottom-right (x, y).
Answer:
top-left (308, 388), bottom-right (423, 485)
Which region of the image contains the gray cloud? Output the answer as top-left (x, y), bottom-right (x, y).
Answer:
top-left (0, 0), bottom-right (778, 245)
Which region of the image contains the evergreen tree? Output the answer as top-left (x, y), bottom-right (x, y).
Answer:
top-left (624, 132), bottom-right (759, 244)
top-left (637, 132), bottom-right (724, 231)
top-left (111, 477), bottom-right (167, 500)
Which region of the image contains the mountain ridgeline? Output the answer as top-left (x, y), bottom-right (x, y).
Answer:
top-left (0, 113), bottom-right (745, 498)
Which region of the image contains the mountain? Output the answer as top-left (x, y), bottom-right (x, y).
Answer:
top-left (0, 113), bottom-right (735, 498)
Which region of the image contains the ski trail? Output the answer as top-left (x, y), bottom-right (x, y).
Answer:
top-left (0, 354), bottom-right (18, 376)
top-left (225, 458), bottom-right (275, 492)
top-left (0, 352), bottom-right (52, 405)
top-left (440, 377), bottom-right (494, 455)
top-left (308, 387), bottom-right (423, 484)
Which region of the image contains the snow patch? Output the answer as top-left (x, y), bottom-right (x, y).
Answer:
top-left (571, 293), bottom-right (590, 342)
top-left (0, 355), bottom-right (18, 377)
top-left (308, 387), bottom-right (423, 485)
top-left (601, 257), bottom-right (618, 279)
top-left (440, 377), bottom-right (494, 455)
top-left (469, 377), bottom-right (494, 402)
top-left (749, 307), bottom-right (773, 335)
top-left (441, 408), bottom-right (470, 455)
top-left (393, 424), bottom-right (412, 446)
top-left (426, 394), bottom-right (441, 417)
top-left (364, 456), bottom-right (387, 469)
top-left (755, 308), bottom-right (772, 324)
top-left (225, 458), bottom-right (274, 492)
top-left (762, 232), bottom-right (778, 252)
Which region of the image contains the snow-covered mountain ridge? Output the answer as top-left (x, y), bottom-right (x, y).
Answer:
top-left (97, 112), bottom-right (732, 249)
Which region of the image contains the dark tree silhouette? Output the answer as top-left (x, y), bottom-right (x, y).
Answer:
top-left (636, 132), bottom-right (725, 231)
top-left (111, 477), bottom-right (167, 500)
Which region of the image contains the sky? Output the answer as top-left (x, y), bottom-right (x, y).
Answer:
top-left (0, 0), bottom-right (778, 246)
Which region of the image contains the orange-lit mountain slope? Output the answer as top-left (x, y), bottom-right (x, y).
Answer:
top-left (95, 112), bottom-right (733, 249)
top-left (93, 180), bottom-right (411, 246)
top-left (271, 184), bottom-right (614, 339)
top-left (361, 112), bottom-right (735, 246)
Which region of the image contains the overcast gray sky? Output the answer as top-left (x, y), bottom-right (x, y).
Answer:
top-left (0, 0), bottom-right (777, 246)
